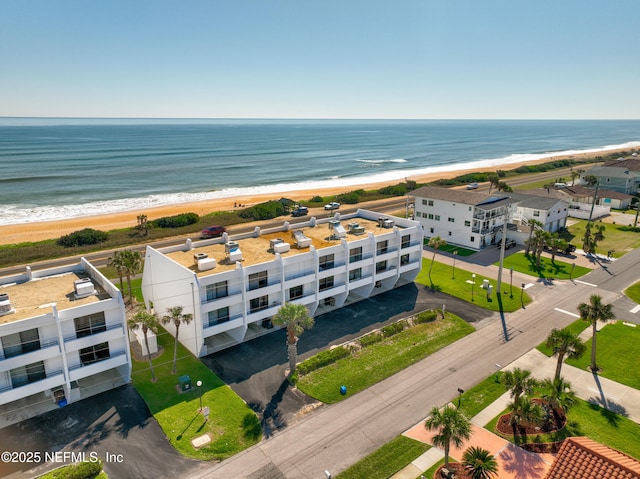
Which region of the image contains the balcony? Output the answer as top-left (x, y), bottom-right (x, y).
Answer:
top-left (0, 340), bottom-right (60, 372)
top-left (64, 324), bottom-right (125, 352)
top-left (246, 302), bottom-right (282, 323)
top-left (68, 350), bottom-right (128, 382)
top-left (0, 370), bottom-right (65, 406)
top-left (202, 314), bottom-right (244, 338)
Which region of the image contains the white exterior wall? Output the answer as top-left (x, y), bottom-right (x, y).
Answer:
top-left (416, 198), bottom-right (477, 248)
top-left (142, 210), bottom-right (423, 356)
top-left (516, 200), bottom-right (568, 233)
top-left (0, 262), bottom-right (129, 410)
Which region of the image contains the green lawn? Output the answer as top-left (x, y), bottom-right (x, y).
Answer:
top-left (458, 372), bottom-right (508, 419)
top-left (336, 435), bottom-right (430, 479)
top-left (624, 281), bottom-right (640, 304)
top-left (296, 313), bottom-right (475, 403)
top-left (497, 252), bottom-right (591, 280)
top-left (131, 327), bottom-right (261, 460)
top-left (416, 258), bottom-right (531, 312)
top-left (536, 319), bottom-right (590, 357)
top-left (486, 398), bottom-right (640, 460)
top-left (561, 219), bottom-right (640, 257)
top-left (425, 241), bottom-right (476, 257)
top-left (566, 321), bottom-right (640, 390)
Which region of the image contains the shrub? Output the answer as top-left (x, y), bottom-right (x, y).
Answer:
top-left (310, 195), bottom-right (324, 203)
top-left (414, 310), bottom-right (438, 324)
top-left (381, 321), bottom-right (406, 338)
top-left (359, 331), bottom-right (384, 347)
top-left (57, 228), bottom-right (109, 247)
top-left (238, 201), bottom-right (285, 220)
top-left (297, 346), bottom-right (351, 375)
top-left (618, 225), bottom-right (640, 232)
top-left (152, 212), bottom-right (199, 228)
top-left (377, 184), bottom-right (408, 196)
top-left (49, 459), bottom-right (103, 479)
top-left (336, 190), bottom-right (362, 204)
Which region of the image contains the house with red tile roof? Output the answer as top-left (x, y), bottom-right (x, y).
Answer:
top-left (544, 437), bottom-right (640, 479)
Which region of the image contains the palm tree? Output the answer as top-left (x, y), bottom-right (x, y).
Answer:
top-left (541, 377), bottom-right (577, 419)
top-left (128, 308), bottom-right (159, 382)
top-left (107, 250), bottom-right (126, 293)
top-left (427, 235), bottom-right (446, 289)
top-left (501, 367), bottom-right (538, 404)
top-left (524, 219), bottom-right (543, 256)
top-left (508, 396), bottom-right (544, 444)
top-left (487, 174), bottom-right (500, 194)
top-left (462, 446), bottom-right (499, 479)
top-left (578, 294), bottom-right (614, 371)
top-left (424, 404), bottom-right (471, 467)
top-left (161, 306), bottom-right (193, 374)
top-left (121, 249), bottom-right (143, 304)
top-left (534, 230), bottom-right (549, 268)
top-left (545, 328), bottom-right (586, 381)
top-left (272, 303), bottom-right (314, 378)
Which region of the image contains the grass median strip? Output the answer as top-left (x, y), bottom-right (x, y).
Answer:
top-left (335, 435), bottom-right (430, 479)
top-left (295, 312), bottom-right (474, 403)
top-left (498, 252), bottom-right (590, 280)
top-left (415, 258), bottom-right (531, 312)
top-left (131, 327), bottom-right (261, 460)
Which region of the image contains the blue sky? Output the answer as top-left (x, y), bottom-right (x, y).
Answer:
top-left (2, 1), bottom-right (639, 119)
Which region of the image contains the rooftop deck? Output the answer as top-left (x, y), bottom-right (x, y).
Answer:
top-left (167, 216), bottom-right (402, 276)
top-left (0, 273), bottom-right (107, 324)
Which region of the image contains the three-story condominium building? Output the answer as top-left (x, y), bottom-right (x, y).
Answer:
top-left (0, 259), bottom-right (130, 427)
top-left (141, 209), bottom-right (423, 357)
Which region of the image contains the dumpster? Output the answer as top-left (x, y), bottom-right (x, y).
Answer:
top-left (179, 375), bottom-right (192, 391)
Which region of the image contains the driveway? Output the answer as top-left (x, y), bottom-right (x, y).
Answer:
top-left (0, 385), bottom-right (207, 479)
top-left (201, 283), bottom-right (496, 437)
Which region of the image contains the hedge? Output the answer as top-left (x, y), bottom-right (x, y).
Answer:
top-left (297, 346), bottom-right (352, 375)
top-left (152, 212), bottom-right (199, 228)
top-left (57, 228), bottom-right (109, 248)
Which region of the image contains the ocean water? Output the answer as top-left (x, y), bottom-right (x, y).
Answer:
top-left (0, 118), bottom-right (639, 226)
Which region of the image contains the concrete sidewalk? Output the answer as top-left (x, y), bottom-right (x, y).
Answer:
top-left (391, 323), bottom-right (640, 479)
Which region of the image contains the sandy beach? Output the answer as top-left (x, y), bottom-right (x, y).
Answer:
top-left (0, 147), bottom-right (628, 246)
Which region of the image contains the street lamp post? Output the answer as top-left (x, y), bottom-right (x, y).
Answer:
top-left (471, 274), bottom-right (476, 302)
top-left (452, 250), bottom-right (458, 279)
top-left (509, 268), bottom-right (513, 298)
top-left (570, 262), bottom-right (575, 281)
top-left (197, 380), bottom-right (203, 411)
top-left (457, 388), bottom-right (464, 407)
top-left (520, 283), bottom-right (525, 309)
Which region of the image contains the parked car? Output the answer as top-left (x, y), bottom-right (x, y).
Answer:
top-left (201, 225), bottom-right (226, 238)
top-left (324, 202), bottom-right (341, 210)
top-left (497, 239), bottom-right (516, 249)
top-left (291, 206), bottom-right (309, 217)
top-left (466, 183), bottom-right (479, 190)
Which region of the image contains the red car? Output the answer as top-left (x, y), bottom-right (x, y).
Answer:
top-left (201, 225), bottom-right (226, 239)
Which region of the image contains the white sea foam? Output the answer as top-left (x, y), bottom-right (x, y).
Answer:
top-left (1, 141), bottom-right (639, 226)
top-left (357, 159), bottom-right (407, 164)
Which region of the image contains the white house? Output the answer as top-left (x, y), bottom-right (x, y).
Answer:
top-left (410, 186), bottom-right (513, 249)
top-left (509, 193), bottom-right (569, 233)
top-left (0, 259), bottom-right (130, 427)
top-left (141, 209), bottom-right (423, 357)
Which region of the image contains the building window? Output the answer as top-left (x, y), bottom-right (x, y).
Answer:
top-left (319, 254), bottom-right (335, 271)
top-left (400, 254), bottom-right (410, 266)
top-left (428, 213), bottom-right (434, 220)
top-left (471, 236), bottom-right (475, 242)
top-left (464, 220), bottom-right (471, 227)
top-left (207, 307), bottom-right (230, 327)
top-left (448, 231), bottom-right (452, 236)
top-left (289, 285), bottom-right (303, 300)
top-left (422, 199), bottom-right (428, 205)
top-left (448, 217), bottom-right (455, 223)
top-left (249, 295), bottom-right (269, 313)
top-left (376, 260), bottom-right (387, 273)
top-left (533, 210), bottom-right (540, 217)
top-left (401, 235), bottom-right (411, 249)
top-left (79, 342), bottom-right (110, 366)
top-left (74, 312), bottom-right (106, 339)
top-left (349, 268), bottom-right (362, 282)
top-left (248, 271), bottom-right (268, 291)
top-left (435, 215), bottom-right (440, 221)
top-left (376, 240), bottom-right (388, 255)
top-left (206, 281), bottom-right (228, 301)
top-left (349, 247), bottom-right (363, 263)
top-left (319, 276), bottom-right (335, 291)
top-left (2, 329), bottom-right (41, 358)
top-left (430, 227), bottom-right (434, 234)
top-left (428, 200), bottom-right (434, 206)
top-left (10, 361), bottom-right (46, 388)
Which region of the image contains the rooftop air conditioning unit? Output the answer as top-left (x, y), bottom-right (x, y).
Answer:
top-left (377, 217), bottom-right (388, 227)
top-left (225, 241), bottom-right (243, 262)
top-left (382, 219), bottom-right (395, 229)
top-left (0, 293), bottom-right (15, 316)
top-left (292, 230), bottom-right (312, 249)
top-left (194, 252), bottom-right (216, 271)
top-left (74, 278), bottom-right (96, 299)
top-left (329, 220), bottom-right (346, 239)
top-left (270, 238), bottom-right (290, 254)
top-left (348, 222), bottom-right (365, 235)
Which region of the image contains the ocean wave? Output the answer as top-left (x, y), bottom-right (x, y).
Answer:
top-left (1, 141), bottom-right (639, 226)
top-left (356, 159), bottom-right (407, 164)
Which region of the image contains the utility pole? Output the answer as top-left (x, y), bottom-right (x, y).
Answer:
top-left (496, 203), bottom-right (510, 342)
